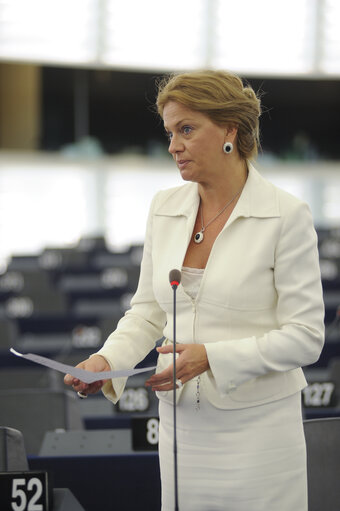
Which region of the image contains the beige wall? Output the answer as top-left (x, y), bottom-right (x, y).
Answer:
top-left (0, 63), bottom-right (41, 149)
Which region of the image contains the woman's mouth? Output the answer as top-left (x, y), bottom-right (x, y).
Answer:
top-left (177, 160), bottom-right (190, 170)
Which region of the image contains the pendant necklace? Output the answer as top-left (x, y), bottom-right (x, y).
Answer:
top-left (194, 187), bottom-right (243, 244)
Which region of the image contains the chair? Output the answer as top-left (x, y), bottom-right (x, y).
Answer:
top-left (0, 318), bottom-right (18, 350)
top-left (329, 357), bottom-right (340, 405)
top-left (304, 417), bottom-right (340, 511)
top-left (0, 426), bottom-right (28, 470)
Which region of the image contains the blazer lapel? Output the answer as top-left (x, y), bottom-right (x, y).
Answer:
top-left (225, 164), bottom-right (281, 229)
top-left (153, 182), bottom-right (200, 274)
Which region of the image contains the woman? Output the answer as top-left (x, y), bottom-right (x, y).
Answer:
top-left (65, 70), bottom-right (325, 511)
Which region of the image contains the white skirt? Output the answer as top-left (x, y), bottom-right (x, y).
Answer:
top-left (158, 378), bottom-right (307, 511)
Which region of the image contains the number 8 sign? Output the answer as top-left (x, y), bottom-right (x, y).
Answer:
top-left (132, 417), bottom-right (160, 451)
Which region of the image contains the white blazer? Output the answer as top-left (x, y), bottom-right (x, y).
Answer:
top-left (97, 164), bottom-right (325, 409)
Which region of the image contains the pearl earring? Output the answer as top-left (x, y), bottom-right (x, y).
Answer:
top-left (223, 142), bottom-right (233, 154)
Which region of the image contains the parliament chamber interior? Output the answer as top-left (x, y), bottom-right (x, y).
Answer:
top-left (1, 1), bottom-right (340, 509)
top-left (0, 190), bottom-right (340, 510)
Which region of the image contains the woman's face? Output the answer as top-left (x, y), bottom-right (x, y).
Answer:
top-left (163, 101), bottom-right (230, 184)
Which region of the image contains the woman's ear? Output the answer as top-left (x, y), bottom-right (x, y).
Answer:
top-left (225, 124), bottom-right (238, 142)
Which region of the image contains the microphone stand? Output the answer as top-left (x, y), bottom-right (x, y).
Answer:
top-left (172, 281), bottom-right (179, 511)
top-left (169, 270), bottom-right (181, 511)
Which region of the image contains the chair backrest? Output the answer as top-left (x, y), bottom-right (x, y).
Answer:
top-left (304, 417), bottom-right (340, 511)
top-left (0, 426), bottom-right (28, 471)
top-left (329, 358), bottom-right (340, 394)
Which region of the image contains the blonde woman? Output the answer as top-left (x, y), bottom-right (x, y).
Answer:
top-left (65, 70), bottom-right (324, 511)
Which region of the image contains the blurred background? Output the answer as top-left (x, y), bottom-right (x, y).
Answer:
top-left (0, 0), bottom-right (340, 262)
top-left (0, 1), bottom-right (340, 509)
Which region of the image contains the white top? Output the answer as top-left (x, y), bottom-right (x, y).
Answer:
top-left (181, 266), bottom-right (204, 300)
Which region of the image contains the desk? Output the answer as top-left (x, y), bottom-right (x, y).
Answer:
top-left (29, 453), bottom-right (161, 511)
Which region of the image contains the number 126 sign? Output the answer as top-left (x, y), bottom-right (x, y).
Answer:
top-left (0, 471), bottom-right (50, 511)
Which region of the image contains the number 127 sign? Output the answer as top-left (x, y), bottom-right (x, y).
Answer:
top-left (0, 471), bottom-right (50, 511)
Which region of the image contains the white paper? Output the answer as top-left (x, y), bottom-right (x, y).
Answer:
top-left (10, 348), bottom-right (156, 384)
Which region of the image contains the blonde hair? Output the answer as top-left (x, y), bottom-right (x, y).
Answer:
top-left (156, 70), bottom-right (261, 161)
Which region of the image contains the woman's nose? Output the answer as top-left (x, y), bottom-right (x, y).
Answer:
top-left (168, 136), bottom-right (184, 154)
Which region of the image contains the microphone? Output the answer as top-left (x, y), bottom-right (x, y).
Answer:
top-left (169, 269), bottom-right (181, 289)
top-left (169, 268), bottom-right (181, 511)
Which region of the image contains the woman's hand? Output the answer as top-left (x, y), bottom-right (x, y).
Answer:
top-left (64, 355), bottom-right (111, 396)
top-left (145, 343), bottom-right (209, 391)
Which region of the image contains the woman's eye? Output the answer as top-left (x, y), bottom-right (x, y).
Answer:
top-left (182, 126), bottom-right (192, 135)
top-left (166, 131), bottom-right (173, 141)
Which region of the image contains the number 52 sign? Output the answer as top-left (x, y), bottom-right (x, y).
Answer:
top-left (0, 471), bottom-right (50, 511)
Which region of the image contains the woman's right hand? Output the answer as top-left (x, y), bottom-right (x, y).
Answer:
top-left (64, 355), bottom-right (111, 396)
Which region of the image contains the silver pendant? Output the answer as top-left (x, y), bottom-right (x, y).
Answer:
top-left (194, 231), bottom-right (204, 244)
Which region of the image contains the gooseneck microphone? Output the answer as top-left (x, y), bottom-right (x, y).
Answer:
top-left (169, 269), bottom-right (181, 511)
top-left (170, 269), bottom-right (181, 290)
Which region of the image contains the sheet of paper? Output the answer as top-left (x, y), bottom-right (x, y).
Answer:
top-left (10, 348), bottom-right (156, 384)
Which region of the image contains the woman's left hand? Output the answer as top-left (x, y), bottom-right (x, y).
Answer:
top-left (145, 343), bottom-right (209, 391)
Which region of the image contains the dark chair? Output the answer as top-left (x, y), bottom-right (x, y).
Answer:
top-left (329, 357), bottom-right (340, 406)
top-left (0, 426), bottom-right (28, 470)
top-left (304, 417), bottom-right (340, 511)
top-left (0, 318), bottom-right (19, 350)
